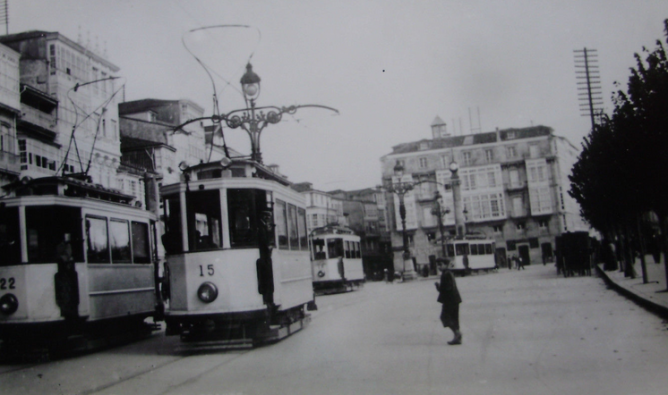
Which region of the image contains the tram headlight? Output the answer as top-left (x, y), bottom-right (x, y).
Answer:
top-left (317, 270), bottom-right (325, 278)
top-left (0, 293), bottom-right (19, 315)
top-left (197, 282), bottom-right (218, 303)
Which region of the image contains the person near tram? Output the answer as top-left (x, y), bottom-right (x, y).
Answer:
top-left (435, 258), bottom-right (462, 345)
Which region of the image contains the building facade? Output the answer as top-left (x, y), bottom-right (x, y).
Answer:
top-left (0, 31), bottom-right (146, 202)
top-left (0, 43), bottom-right (21, 187)
top-left (380, 123), bottom-right (588, 269)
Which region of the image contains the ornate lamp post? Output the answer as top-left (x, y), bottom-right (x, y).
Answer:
top-left (174, 62), bottom-right (338, 164)
top-left (449, 161), bottom-right (467, 237)
top-left (381, 160), bottom-right (418, 280)
top-left (431, 191), bottom-right (450, 258)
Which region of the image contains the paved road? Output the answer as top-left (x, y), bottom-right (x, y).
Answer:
top-left (1, 265), bottom-right (667, 395)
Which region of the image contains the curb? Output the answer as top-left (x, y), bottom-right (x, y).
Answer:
top-left (595, 265), bottom-right (668, 320)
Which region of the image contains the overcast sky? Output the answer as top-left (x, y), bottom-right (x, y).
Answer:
top-left (11, 0), bottom-right (668, 191)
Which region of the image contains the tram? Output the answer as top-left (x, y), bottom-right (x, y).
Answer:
top-left (160, 159), bottom-right (316, 346)
top-left (0, 176), bottom-right (161, 355)
top-left (441, 236), bottom-right (497, 275)
top-left (310, 225), bottom-right (365, 294)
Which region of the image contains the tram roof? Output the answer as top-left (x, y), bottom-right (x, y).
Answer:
top-left (1, 175), bottom-right (135, 204)
top-left (310, 224), bottom-right (357, 236)
top-left (185, 159), bottom-right (292, 186)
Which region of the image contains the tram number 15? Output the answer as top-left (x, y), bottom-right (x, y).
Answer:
top-left (199, 265), bottom-right (214, 277)
top-left (0, 277), bottom-right (16, 290)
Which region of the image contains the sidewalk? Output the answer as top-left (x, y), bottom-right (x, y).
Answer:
top-left (596, 255), bottom-right (668, 319)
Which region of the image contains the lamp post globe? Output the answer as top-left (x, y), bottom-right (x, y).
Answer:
top-left (240, 63), bottom-right (261, 102)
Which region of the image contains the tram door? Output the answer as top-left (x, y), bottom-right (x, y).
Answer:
top-left (518, 245), bottom-right (531, 265)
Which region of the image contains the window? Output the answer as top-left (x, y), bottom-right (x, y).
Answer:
top-left (493, 225), bottom-right (503, 233)
top-left (131, 221), bottom-right (151, 263)
top-left (0, 207), bottom-right (20, 265)
top-left (87, 216), bottom-right (110, 263)
top-left (298, 208), bottom-right (308, 251)
top-left (509, 169), bottom-right (520, 188)
top-left (345, 240), bottom-right (351, 258)
top-left (507, 146), bottom-right (517, 159)
top-left (276, 200), bottom-right (289, 250)
top-left (485, 149), bottom-right (494, 162)
top-left (530, 145), bottom-right (540, 158)
top-left (539, 219), bottom-right (549, 230)
top-left (462, 151), bottom-right (472, 166)
top-left (312, 238), bottom-right (326, 259)
top-left (288, 204), bottom-right (299, 250)
top-left (513, 196), bottom-right (523, 217)
top-left (185, 189), bottom-right (222, 250)
top-left (455, 243), bottom-right (469, 256)
top-left (327, 238), bottom-right (343, 259)
top-left (227, 189), bottom-right (273, 249)
top-left (441, 155), bottom-right (449, 167)
top-left (419, 157), bottom-right (428, 168)
top-left (162, 194), bottom-right (183, 254)
top-left (109, 219), bottom-right (131, 263)
top-left (516, 222), bottom-right (525, 230)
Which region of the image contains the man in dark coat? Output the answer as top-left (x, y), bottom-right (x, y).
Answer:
top-left (435, 259), bottom-right (462, 345)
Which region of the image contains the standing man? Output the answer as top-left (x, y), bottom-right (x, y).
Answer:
top-left (435, 259), bottom-right (462, 345)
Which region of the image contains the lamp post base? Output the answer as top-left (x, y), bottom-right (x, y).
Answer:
top-left (401, 260), bottom-right (418, 281)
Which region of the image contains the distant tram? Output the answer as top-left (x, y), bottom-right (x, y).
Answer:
top-left (310, 225), bottom-right (365, 294)
top-left (0, 176), bottom-right (161, 356)
top-left (441, 236), bottom-right (497, 275)
top-left (160, 159), bottom-right (316, 346)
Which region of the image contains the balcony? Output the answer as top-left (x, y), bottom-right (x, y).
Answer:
top-left (21, 105), bottom-right (57, 132)
top-left (0, 150), bottom-right (20, 175)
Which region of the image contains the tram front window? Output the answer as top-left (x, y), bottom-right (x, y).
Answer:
top-left (0, 206), bottom-right (20, 265)
top-left (227, 189), bottom-right (272, 249)
top-left (187, 190), bottom-right (222, 251)
top-left (312, 239), bottom-right (326, 259)
top-left (327, 238), bottom-right (344, 259)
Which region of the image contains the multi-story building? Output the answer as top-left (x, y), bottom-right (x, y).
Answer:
top-left (0, 31), bottom-right (137, 194)
top-left (292, 182), bottom-right (346, 232)
top-left (380, 121), bottom-right (588, 269)
top-left (0, 43), bottom-right (21, 187)
top-left (119, 98), bottom-right (208, 186)
top-left (329, 188), bottom-right (393, 279)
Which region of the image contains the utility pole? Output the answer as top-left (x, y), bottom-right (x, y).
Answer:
top-left (574, 48), bottom-right (604, 131)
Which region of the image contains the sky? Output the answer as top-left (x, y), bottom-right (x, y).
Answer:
top-left (10, 0), bottom-right (668, 191)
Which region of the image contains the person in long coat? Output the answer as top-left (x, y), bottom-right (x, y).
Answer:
top-left (435, 259), bottom-right (462, 345)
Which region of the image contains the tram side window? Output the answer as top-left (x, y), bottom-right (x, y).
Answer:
top-left (275, 200), bottom-right (289, 250)
top-left (132, 221), bottom-right (151, 263)
top-left (479, 244), bottom-right (487, 255)
top-left (162, 195), bottom-right (183, 254)
top-left (470, 244), bottom-right (478, 255)
top-left (288, 204), bottom-right (299, 250)
top-left (485, 244), bottom-right (493, 255)
top-left (312, 238), bottom-right (326, 259)
top-left (110, 219), bottom-right (131, 263)
top-left (455, 243), bottom-right (469, 256)
top-left (355, 241), bottom-right (361, 258)
top-left (87, 216), bottom-right (110, 263)
top-left (25, 206), bottom-right (83, 264)
top-left (327, 238), bottom-right (343, 259)
top-left (345, 241), bottom-right (351, 258)
top-left (446, 244), bottom-right (454, 257)
top-left (189, 189), bottom-right (222, 250)
top-left (297, 207), bottom-right (308, 251)
top-left (0, 206), bottom-right (20, 265)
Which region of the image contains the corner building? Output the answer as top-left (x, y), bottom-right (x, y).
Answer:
top-left (380, 122), bottom-right (588, 268)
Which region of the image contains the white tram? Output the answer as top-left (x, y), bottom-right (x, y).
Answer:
top-left (160, 159), bottom-right (316, 345)
top-left (310, 225), bottom-right (365, 294)
top-left (442, 236), bottom-right (498, 275)
top-left (0, 176), bottom-right (161, 353)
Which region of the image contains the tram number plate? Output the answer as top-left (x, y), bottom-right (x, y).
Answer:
top-left (0, 277), bottom-right (16, 290)
top-left (199, 265), bottom-right (214, 277)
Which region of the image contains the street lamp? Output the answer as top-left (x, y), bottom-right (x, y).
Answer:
top-left (431, 191), bottom-right (450, 258)
top-left (174, 62), bottom-right (339, 164)
top-left (379, 160), bottom-right (418, 280)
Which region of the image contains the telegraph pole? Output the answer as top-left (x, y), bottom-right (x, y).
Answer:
top-left (574, 48), bottom-right (604, 131)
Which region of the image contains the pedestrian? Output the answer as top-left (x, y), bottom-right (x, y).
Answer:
top-left (518, 255), bottom-right (525, 270)
top-left (435, 259), bottom-right (462, 345)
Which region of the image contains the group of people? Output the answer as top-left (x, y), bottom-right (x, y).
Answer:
top-left (509, 254), bottom-right (525, 270)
